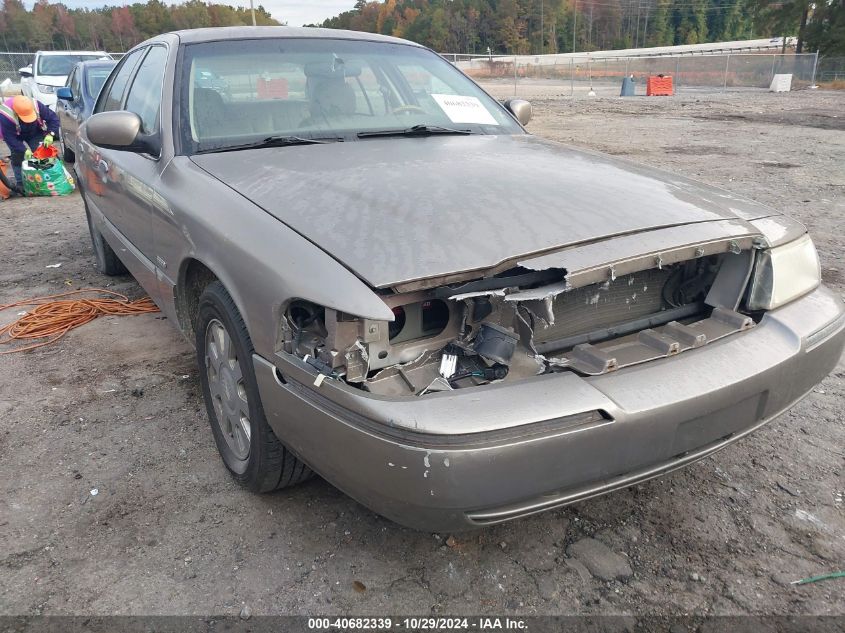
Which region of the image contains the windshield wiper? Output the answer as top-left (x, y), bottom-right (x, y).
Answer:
top-left (195, 135), bottom-right (344, 154)
top-left (357, 124), bottom-right (472, 139)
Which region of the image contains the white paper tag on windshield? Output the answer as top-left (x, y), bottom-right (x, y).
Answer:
top-left (431, 94), bottom-right (498, 125)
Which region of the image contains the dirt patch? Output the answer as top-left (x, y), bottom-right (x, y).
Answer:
top-left (0, 91), bottom-right (843, 617)
top-left (694, 109), bottom-right (845, 131)
top-left (663, 145), bottom-right (742, 156)
top-left (758, 161), bottom-right (802, 168)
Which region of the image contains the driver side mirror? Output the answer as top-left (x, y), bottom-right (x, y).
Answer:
top-left (19, 65), bottom-right (32, 78)
top-left (504, 99), bottom-right (532, 126)
top-left (85, 111), bottom-right (159, 156)
top-left (56, 87), bottom-right (74, 102)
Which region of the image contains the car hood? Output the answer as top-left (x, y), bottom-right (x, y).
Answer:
top-left (35, 75), bottom-right (68, 87)
top-left (191, 135), bottom-right (778, 289)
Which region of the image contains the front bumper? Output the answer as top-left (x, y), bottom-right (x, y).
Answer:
top-left (255, 286), bottom-right (845, 532)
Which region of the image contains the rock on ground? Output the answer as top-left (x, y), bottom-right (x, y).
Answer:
top-left (566, 538), bottom-right (633, 582)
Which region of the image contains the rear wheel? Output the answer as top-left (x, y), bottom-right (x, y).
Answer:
top-left (84, 205), bottom-right (127, 276)
top-left (196, 281), bottom-right (312, 492)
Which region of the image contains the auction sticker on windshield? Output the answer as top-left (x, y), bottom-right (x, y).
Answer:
top-left (431, 94), bottom-right (498, 125)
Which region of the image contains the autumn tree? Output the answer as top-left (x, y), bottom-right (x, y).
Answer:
top-left (2, 0), bottom-right (31, 50)
top-left (110, 6), bottom-right (137, 50)
top-left (55, 5), bottom-right (75, 49)
top-left (31, 0), bottom-right (57, 48)
top-left (0, 0), bottom-right (839, 58)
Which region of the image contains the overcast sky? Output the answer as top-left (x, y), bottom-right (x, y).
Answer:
top-left (28, 1), bottom-right (359, 26)
top-left (261, 0), bottom-right (358, 25)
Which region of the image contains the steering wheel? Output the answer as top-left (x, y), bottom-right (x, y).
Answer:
top-left (392, 105), bottom-right (426, 115)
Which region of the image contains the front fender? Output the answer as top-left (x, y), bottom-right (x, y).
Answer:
top-left (159, 157), bottom-right (394, 358)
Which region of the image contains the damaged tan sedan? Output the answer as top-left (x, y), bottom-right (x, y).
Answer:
top-left (75, 27), bottom-right (845, 531)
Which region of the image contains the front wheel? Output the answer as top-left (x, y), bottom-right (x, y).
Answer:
top-left (196, 281), bottom-right (312, 492)
top-left (84, 204), bottom-right (127, 276)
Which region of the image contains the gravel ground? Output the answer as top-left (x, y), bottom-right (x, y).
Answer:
top-left (0, 90), bottom-right (843, 618)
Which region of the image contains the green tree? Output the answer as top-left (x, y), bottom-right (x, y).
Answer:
top-left (208, 4), bottom-right (241, 26)
top-left (1, 0), bottom-right (837, 59)
top-left (4, 0), bottom-right (33, 49)
top-left (171, 0), bottom-right (210, 30)
top-left (647, 0), bottom-right (672, 46)
top-left (803, 0), bottom-right (845, 55)
top-left (131, 0), bottom-right (171, 40)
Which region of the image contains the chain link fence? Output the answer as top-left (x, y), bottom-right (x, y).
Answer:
top-left (450, 52), bottom-right (820, 98)
top-left (0, 52), bottom-right (124, 89)
top-left (0, 52), bottom-right (38, 86)
top-left (0, 49), bottom-right (830, 98)
top-left (816, 56), bottom-right (845, 83)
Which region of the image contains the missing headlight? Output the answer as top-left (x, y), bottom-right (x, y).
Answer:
top-left (388, 299), bottom-right (450, 344)
top-left (389, 306), bottom-right (406, 339)
top-left (282, 295), bottom-right (461, 384)
top-left (284, 300), bottom-right (327, 358)
top-left (288, 301), bottom-right (323, 329)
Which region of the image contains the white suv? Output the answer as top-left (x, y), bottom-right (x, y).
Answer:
top-left (20, 50), bottom-right (112, 110)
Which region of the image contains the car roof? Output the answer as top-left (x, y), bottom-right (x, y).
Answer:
top-left (149, 25), bottom-right (424, 48)
top-left (36, 50), bottom-right (110, 56)
top-left (75, 60), bottom-right (117, 69)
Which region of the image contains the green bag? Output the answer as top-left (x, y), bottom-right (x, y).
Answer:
top-left (22, 158), bottom-right (76, 197)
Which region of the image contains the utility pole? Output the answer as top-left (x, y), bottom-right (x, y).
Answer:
top-left (540, 0), bottom-right (544, 55)
top-left (250, 0), bottom-right (256, 26)
top-left (634, 1), bottom-right (641, 48)
top-left (643, 6), bottom-right (650, 48)
top-left (572, 0), bottom-right (577, 54)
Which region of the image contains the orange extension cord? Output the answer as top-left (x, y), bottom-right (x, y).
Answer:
top-left (0, 289), bottom-right (159, 354)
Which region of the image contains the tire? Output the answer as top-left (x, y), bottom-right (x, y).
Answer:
top-left (84, 205), bottom-right (127, 276)
top-left (196, 281), bottom-right (312, 492)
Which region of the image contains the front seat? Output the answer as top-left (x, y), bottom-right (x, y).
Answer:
top-left (193, 87), bottom-right (227, 139)
top-left (306, 77), bottom-right (357, 124)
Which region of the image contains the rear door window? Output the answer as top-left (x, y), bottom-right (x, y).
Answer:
top-left (86, 68), bottom-right (114, 100)
top-left (69, 68), bottom-right (82, 100)
top-left (97, 48), bottom-right (145, 113)
top-left (124, 46), bottom-right (168, 135)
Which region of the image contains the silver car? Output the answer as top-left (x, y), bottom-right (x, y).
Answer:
top-left (76, 27), bottom-right (845, 531)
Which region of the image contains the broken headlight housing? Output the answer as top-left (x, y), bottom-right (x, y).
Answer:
top-left (747, 234), bottom-right (820, 311)
top-left (283, 297), bottom-right (460, 383)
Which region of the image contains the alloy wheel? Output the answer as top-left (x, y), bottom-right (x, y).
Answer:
top-left (205, 318), bottom-right (251, 461)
